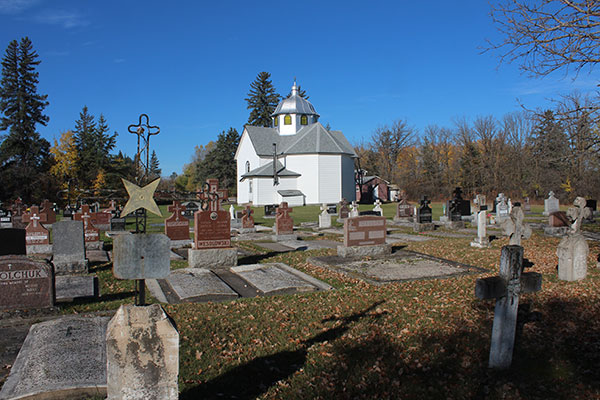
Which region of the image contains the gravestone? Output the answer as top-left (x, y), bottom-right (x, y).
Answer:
top-left (0, 228), bottom-right (26, 255)
top-left (0, 209), bottom-right (12, 228)
top-left (327, 204), bottom-right (337, 214)
top-left (91, 211), bottom-right (112, 231)
top-left (73, 205), bottom-right (101, 249)
top-left (544, 191), bottom-right (560, 216)
top-left (274, 202), bottom-right (295, 239)
top-left (373, 199), bottom-right (383, 216)
top-left (22, 205), bottom-right (52, 254)
top-left (495, 193), bottom-right (509, 222)
top-left (523, 197), bottom-right (531, 213)
top-left (414, 196), bottom-right (434, 232)
top-left (338, 215), bottom-right (391, 258)
top-left (476, 245), bottom-right (542, 369)
top-left (473, 194), bottom-right (487, 213)
top-left (110, 217), bottom-right (126, 231)
top-left (241, 205), bottom-right (255, 232)
top-left (164, 200), bottom-right (190, 242)
top-left (0, 255), bottom-right (54, 310)
top-left (549, 211), bottom-right (569, 227)
top-left (338, 198), bottom-right (350, 222)
top-left (189, 179), bottom-right (236, 269)
top-left (471, 206), bottom-right (490, 248)
top-left (447, 187), bottom-right (470, 219)
top-left (501, 205), bottom-right (532, 246)
top-left (113, 234), bottom-right (171, 280)
top-left (264, 204), bottom-right (277, 217)
top-left (318, 203), bottom-right (332, 229)
top-left (557, 196), bottom-right (591, 281)
top-left (394, 191), bottom-right (413, 222)
top-left (350, 200), bottom-right (359, 217)
top-left (182, 201), bottom-right (199, 219)
top-left (106, 304), bottom-right (179, 400)
top-left (39, 199), bottom-right (57, 225)
top-left (52, 220), bottom-right (88, 274)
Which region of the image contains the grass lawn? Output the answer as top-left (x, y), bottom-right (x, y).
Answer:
top-left (14, 203), bottom-right (600, 399)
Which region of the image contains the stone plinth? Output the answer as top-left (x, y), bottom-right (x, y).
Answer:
top-left (413, 222), bottom-right (435, 232)
top-left (188, 247), bottom-right (237, 269)
top-left (544, 226), bottom-right (569, 237)
top-left (272, 233), bottom-right (298, 242)
top-left (106, 304), bottom-right (179, 400)
top-left (444, 221), bottom-right (465, 229)
top-left (337, 243), bottom-right (392, 258)
top-left (26, 243), bottom-right (53, 255)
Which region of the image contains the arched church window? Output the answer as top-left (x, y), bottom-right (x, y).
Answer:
top-left (246, 161), bottom-right (250, 173)
top-left (284, 115), bottom-right (292, 125)
top-left (300, 115), bottom-right (308, 125)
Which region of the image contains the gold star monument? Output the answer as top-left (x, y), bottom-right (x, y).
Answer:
top-left (121, 178), bottom-right (162, 217)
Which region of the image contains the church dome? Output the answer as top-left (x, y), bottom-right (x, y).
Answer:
top-left (271, 82), bottom-right (320, 117)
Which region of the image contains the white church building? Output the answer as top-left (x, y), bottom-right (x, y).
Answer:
top-left (235, 82), bottom-right (357, 206)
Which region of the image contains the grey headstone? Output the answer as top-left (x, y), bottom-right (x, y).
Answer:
top-left (113, 234), bottom-right (170, 279)
top-left (55, 275), bottom-right (98, 301)
top-left (52, 220), bottom-right (88, 274)
top-left (0, 316), bottom-right (109, 400)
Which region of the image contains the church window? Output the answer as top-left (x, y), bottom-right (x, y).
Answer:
top-left (284, 115), bottom-right (292, 125)
top-left (301, 115), bottom-right (308, 125)
top-left (249, 179), bottom-right (253, 193)
top-left (245, 161), bottom-right (250, 173)
top-left (274, 117), bottom-right (278, 127)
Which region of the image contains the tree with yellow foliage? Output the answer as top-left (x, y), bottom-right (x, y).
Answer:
top-left (49, 130), bottom-right (78, 189)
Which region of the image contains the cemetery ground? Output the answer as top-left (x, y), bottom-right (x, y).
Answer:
top-left (2, 203), bottom-right (600, 399)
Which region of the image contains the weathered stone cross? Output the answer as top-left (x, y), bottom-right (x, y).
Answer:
top-left (502, 205), bottom-right (532, 246)
top-left (475, 245), bottom-right (542, 369)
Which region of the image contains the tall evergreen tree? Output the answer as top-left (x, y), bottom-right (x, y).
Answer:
top-left (197, 128), bottom-right (240, 193)
top-left (245, 72), bottom-right (280, 127)
top-left (0, 37), bottom-right (51, 202)
top-left (149, 150), bottom-right (161, 179)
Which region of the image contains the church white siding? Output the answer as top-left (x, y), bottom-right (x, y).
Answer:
top-left (318, 154), bottom-right (341, 204)
top-left (341, 154), bottom-right (356, 202)
top-left (286, 154), bottom-right (319, 203)
top-left (235, 130), bottom-right (261, 204)
top-left (256, 178), bottom-right (276, 205)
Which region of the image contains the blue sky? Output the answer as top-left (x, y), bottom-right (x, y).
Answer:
top-left (1, 0), bottom-right (598, 176)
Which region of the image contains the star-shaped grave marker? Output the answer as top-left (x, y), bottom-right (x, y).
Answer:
top-left (121, 178), bottom-right (162, 218)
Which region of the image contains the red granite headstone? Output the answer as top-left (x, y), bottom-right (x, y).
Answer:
top-left (39, 199), bottom-right (56, 224)
top-left (73, 205), bottom-right (100, 243)
top-left (10, 198), bottom-right (25, 217)
top-left (0, 255), bottom-right (54, 310)
top-left (242, 205), bottom-right (254, 228)
top-left (549, 211), bottom-right (570, 227)
top-left (165, 201), bottom-right (189, 241)
top-left (339, 199), bottom-right (350, 219)
top-left (91, 211), bottom-right (111, 229)
top-left (275, 202), bottom-right (293, 235)
top-left (344, 216), bottom-right (387, 247)
top-left (194, 179), bottom-right (230, 249)
top-left (22, 206), bottom-right (50, 245)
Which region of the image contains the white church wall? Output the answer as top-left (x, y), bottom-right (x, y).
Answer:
top-left (256, 178), bottom-right (278, 205)
top-left (318, 154), bottom-right (342, 204)
top-left (235, 130), bottom-right (261, 204)
top-left (341, 155), bottom-right (357, 202)
top-left (286, 154), bottom-right (319, 203)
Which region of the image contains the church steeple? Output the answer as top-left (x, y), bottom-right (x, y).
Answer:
top-left (271, 80), bottom-right (319, 136)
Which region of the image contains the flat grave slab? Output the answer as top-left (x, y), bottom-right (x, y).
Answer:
top-left (55, 275), bottom-right (98, 301)
top-left (87, 249), bottom-right (110, 263)
top-left (231, 263), bottom-right (327, 295)
top-left (0, 315), bottom-right (109, 400)
top-left (253, 242), bottom-right (296, 253)
top-left (309, 250), bottom-right (486, 285)
top-left (278, 239), bottom-right (340, 251)
top-left (386, 232), bottom-right (433, 242)
top-left (162, 268), bottom-right (239, 303)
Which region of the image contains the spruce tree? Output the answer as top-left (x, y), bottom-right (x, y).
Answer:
top-left (0, 37), bottom-right (51, 202)
top-left (149, 150), bottom-right (161, 179)
top-left (245, 72), bottom-right (280, 127)
top-left (197, 128), bottom-right (240, 193)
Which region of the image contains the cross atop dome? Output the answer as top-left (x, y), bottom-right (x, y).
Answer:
top-left (271, 80), bottom-right (319, 135)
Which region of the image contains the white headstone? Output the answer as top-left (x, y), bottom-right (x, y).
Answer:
top-left (557, 197), bottom-right (590, 281)
top-left (544, 191), bottom-right (560, 216)
top-left (106, 304), bottom-right (179, 400)
top-left (373, 199), bottom-right (383, 216)
top-left (470, 211), bottom-right (489, 248)
top-left (318, 204), bottom-right (331, 229)
top-left (229, 205), bottom-right (235, 220)
top-left (350, 201), bottom-right (359, 218)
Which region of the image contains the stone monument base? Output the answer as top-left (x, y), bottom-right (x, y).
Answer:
top-left (413, 222), bottom-right (435, 232)
top-left (470, 238), bottom-right (490, 248)
top-left (85, 241), bottom-right (103, 251)
top-left (393, 216), bottom-right (413, 223)
top-left (55, 275), bottom-right (99, 301)
top-left (53, 259), bottom-right (89, 275)
top-left (272, 234), bottom-right (298, 242)
top-left (444, 221), bottom-right (465, 229)
top-left (239, 227), bottom-right (256, 234)
top-left (188, 247), bottom-right (237, 269)
top-left (26, 244), bottom-right (53, 255)
top-left (544, 226), bottom-right (569, 237)
top-left (336, 243), bottom-right (392, 258)
top-left (169, 239), bottom-right (192, 248)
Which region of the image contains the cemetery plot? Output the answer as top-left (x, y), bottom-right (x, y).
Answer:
top-left (161, 268), bottom-right (239, 303)
top-left (0, 316), bottom-right (110, 400)
top-left (231, 263), bottom-right (327, 295)
top-left (310, 250), bottom-right (485, 285)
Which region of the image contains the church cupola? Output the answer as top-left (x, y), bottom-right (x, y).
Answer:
top-left (271, 80), bottom-right (319, 135)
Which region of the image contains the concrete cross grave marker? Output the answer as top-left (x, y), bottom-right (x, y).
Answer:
top-left (275, 202), bottom-right (294, 235)
top-left (319, 203), bottom-right (331, 229)
top-left (502, 205), bottom-right (532, 246)
top-left (475, 245), bottom-right (542, 369)
top-left (557, 196), bottom-right (591, 281)
top-left (164, 200), bottom-right (189, 241)
top-left (373, 199), bottom-right (383, 216)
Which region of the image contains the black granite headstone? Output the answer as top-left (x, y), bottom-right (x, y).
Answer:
top-left (0, 228), bottom-right (26, 256)
top-left (359, 210), bottom-right (381, 216)
top-left (327, 204), bottom-right (337, 214)
top-left (264, 204), bottom-right (277, 216)
top-left (586, 199), bottom-right (597, 212)
top-left (417, 196), bottom-right (432, 223)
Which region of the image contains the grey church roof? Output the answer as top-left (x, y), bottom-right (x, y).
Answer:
top-left (244, 122), bottom-right (357, 157)
top-left (241, 160), bottom-right (301, 180)
top-left (272, 84), bottom-right (319, 117)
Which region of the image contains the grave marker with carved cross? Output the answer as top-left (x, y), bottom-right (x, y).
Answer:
top-left (40, 199), bottom-right (56, 224)
top-left (73, 205), bottom-right (100, 243)
top-left (165, 200), bottom-right (189, 241)
top-left (242, 205), bottom-right (254, 229)
top-left (194, 179), bottom-right (231, 249)
top-left (275, 202), bottom-right (294, 235)
top-left (475, 245), bottom-right (542, 369)
top-left (22, 206), bottom-right (50, 245)
top-left (502, 205), bottom-right (532, 246)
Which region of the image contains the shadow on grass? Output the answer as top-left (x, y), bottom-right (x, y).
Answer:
top-left (180, 301), bottom-right (385, 400)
